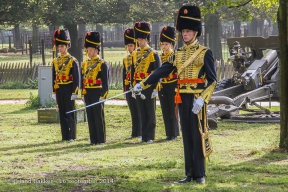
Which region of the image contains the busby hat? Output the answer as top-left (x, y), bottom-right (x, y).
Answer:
top-left (134, 22), bottom-right (151, 41)
top-left (160, 26), bottom-right (176, 44)
top-left (124, 28), bottom-right (136, 45)
top-left (54, 28), bottom-right (71, 47)
top-left (84, 31), bottom-right (101, 49)
top-left (176, 5), bottom-right (202, 37)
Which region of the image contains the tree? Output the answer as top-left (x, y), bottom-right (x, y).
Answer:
top-left (278, 0), bottom-right (288, 149)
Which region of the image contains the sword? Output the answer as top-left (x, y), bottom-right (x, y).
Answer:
top-left (66, 90), bottom-right (132, 114)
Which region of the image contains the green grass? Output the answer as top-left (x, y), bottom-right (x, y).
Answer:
top-left (0, 100), bottom-right (286, 191)
top-left (0, 89), bottom-right (124, 100)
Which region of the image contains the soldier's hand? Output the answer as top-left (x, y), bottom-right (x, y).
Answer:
top-left (151, 90), bottom-right (158, 99)
top-left (52, 94), bottom-right (56, 101)
top-left (81, 96), bottom-right (85, 103)
top-left (192, 97), bottom-right (204, 114)
top-left (71, 94), bottom-right (78, 100)
top-left (133, 83), bottom-right (142, 95)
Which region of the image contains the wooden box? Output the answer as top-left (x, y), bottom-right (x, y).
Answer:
top-left (38, 108), bottom-right (86, 123)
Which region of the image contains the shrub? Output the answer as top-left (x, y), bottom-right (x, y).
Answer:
top-left (0, 78), bottom-right (38, 89)
top-left (25, 92), bottom-right (41, 109)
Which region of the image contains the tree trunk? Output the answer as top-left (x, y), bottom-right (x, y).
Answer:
top-left (278, 0), bottom-right (288, 149)
top-left (272, 22), bottom-right (279, 35)
top-left (258, 20), bottom-right (264, 37)
top-left (250, 19), bottom-right (258, 36)
top-left (206, 13), bottom-right (223, 61)
top-left (64, 23), bottom-right (81, 63)
top-left (234, 20), bottom-right (241, 37)
top-left (78, 23), bottom-right (86, 39)
top-left (14, 24), bottom-right (21, 49)
top-left (32, 25), bottom-right (39, 54)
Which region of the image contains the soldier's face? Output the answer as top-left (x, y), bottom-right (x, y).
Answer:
top-left (87, 47), bottom-right (98, 58)
top-left (126, 43), bottom-right (135, 53)
top-left (58, 44), bottom-right (68, 55)
top-left (161, 42), bottom-right (172, 53)
top-left (137, 38), bottom-right (148, 48)
top-left (181, 29), bottom-right (197, 44)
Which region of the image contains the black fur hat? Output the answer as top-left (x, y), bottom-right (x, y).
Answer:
top-left (54, 28), bottom-right (71, 47)
top-left (84, 31), bottom-right (101, 50)
top-left (176, 5), bottom-right (202, 37)
top-left (134, 21), bottom-right (151, 41)
top-left (124, 28), bottom-right (136, 45)
top-left (160, 26), bottom-right (176, 44)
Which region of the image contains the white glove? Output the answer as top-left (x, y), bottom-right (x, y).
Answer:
top-left (51, 94), bottom-right (56, 101)
top-left (131, 92), bottom-right (136, 99)
top-left (133, 83), bottom-right (143, 95)
top-left (151, 90), bottom-right (158, 99)
top-left (81, 96), bottom-right (85, 103)
top-left (192, 97), bottom-right (204, 114)
top-left (99, 97), bottom-right (105, 101)
top-left (71, 94), bottom-right (78, 100)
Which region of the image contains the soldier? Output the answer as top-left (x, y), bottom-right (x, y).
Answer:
top-left (51, 28), bottom-right (80, 142)
top-left (81, 31), bottom-right (109, 145)
top-left (158, 26), bottom-right (179, 141)
top-left (123, 28), bottom-right (142, 140)
top-left (132, 21), bottom-right (161, 143)
top-left (133, 5), bottom-right (217, 183)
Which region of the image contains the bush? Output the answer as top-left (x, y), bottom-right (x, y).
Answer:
top-left (109, 82), bottom-right (123, 90)
top-left (0, 78), bottom-right (38, 89)
top-left (25, 92), bottom-right (41, 109)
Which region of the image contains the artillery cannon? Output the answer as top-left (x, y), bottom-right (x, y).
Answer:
top-left (208, 36), bottom-right (280, 129)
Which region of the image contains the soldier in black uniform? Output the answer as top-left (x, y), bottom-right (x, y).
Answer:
top-left (51, 28), bottom-right (80, 142)
top-left (123, 28), bottom-right (142, 140)
top-left (81, 31), bottom-right (109, 145)
top-left (158, 26), bottom-right (179, 141)
top-left (132, 21), bottom-right (161, 143)
top-left (133, 5), bottom-right (217, 183)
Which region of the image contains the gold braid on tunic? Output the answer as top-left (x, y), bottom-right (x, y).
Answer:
top-left (81, 55), bottom-right (105, 95)
top-left (173, 40), bottom-right (215, 102)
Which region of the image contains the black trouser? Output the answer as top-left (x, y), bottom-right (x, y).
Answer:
top-left (125, 85), bottom-right (142, 137)
top-left (178, 93), bottom-right (205, 179)
top-left (136, 85), bottom-right (156, 142)
top-left (84, 88), bottom-right (106, 144)
top-left (56, 84), bottom-right (76, 140)
top-left (159, 82), bottom-right (179, 138)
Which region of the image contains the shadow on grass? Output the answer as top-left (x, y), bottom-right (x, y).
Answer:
top-left (2, 151), bottom-right (288, 192)
top-left (0, 137), bottom-right (181, 157)
top-left (6, 107), bottom-right (37, 114)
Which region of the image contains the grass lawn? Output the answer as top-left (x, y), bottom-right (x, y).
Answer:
top-left (0, 98), bottom-right (287, 191)
top-left (0, 89), bottom-right (124, 100)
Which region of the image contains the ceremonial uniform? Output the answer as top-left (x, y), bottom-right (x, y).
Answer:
top-left (82, 31), bottom-right (109, 145)
top-left (134, 6), bottom-right (217, 183)
top-left (123, 28), bottom-right (142, 139)
top-left (52, 29), bottom-right (80, 141)
top-left (132, 22), bottom-right (161, 143)
top-left (158, 26), bottom-right (179, 140)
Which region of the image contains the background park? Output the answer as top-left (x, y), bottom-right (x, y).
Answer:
top-left (0, 0), bottom-right (288, 191)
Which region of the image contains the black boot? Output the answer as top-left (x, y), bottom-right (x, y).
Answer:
top-left (178, 176), bottom-right (192, 183)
